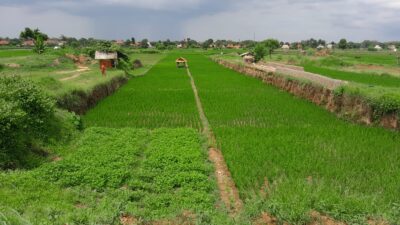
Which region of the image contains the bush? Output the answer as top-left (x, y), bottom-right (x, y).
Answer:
top-left (0, 63), bottom-right (4, 71)
top-left (254, 44), bottom-right (266, 62)
top-left (0, 76), bottom-right (56, 169)
top-left (132, 59), bottom-right (143, 69)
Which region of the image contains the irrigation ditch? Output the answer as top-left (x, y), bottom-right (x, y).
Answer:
top-left (213, 58), bottom-right (399, 130)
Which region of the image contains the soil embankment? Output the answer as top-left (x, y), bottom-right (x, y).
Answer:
top-left (213, 59), bottom-right (399, 130)
top-left (57, 75), bottom-right (128, 114)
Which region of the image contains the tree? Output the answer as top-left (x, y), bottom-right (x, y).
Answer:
top-left (262, 39), bottom-right (280, 59)
top-left (254, 44), bottom-right (266, 62)
top-left (20, 28), bottom-right (48, 54)
top-left (131, 37), bottom-right (136, 45)
top-left (202, 39), bottom-right (214, 49)
top-left (124, 39), bottom-right (132, 46)
top-left (338, 38), bottom-right (347, 49)
top-left (140, 39), bottom-right (149, 49)
top-left (156, 42), bottom-right (166, 50)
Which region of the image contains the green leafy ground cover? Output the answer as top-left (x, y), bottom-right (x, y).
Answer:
top-left (84, 53), bottom-right (201, 129)
top-left (186, 53), bottom-right (400, 224)
top-left (0, 127), bottom-right (225, 224)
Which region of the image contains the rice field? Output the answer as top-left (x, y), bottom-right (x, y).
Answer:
top-left (84, 53), bottom-right (201, 129)
top-left (2, 50), bottom-right (400, 224)
top-left (186, 53), bottom-right (400, 223)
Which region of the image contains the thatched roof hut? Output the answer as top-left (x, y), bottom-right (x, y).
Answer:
top-left (176, 57), bottom-right (188, 68)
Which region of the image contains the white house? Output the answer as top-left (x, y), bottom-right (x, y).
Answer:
top-left (327, 44), bottom-right (333, 49)
top-left (388, 45), bottom-right (397, 52)
top-left (282, 44), bottom-right (290, 52)
top-left (317, 44), bottom-right (325, 50)
top-left (177, 44), bottom-right (183, 48)
top-left (374, 45), bottom-right (383, 51)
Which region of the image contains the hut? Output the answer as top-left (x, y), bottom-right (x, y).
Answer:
top-left (243, 55), bottom-right (255, 63)
top-left (176, 57), bottom-right (188, 68)
top-left (95, 51), bottom-right (118, 69)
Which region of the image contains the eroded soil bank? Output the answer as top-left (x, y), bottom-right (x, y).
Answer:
top-left (214, 59), bottom-right (399, 130)
top-left (57, 75), bottom-right (129, 114)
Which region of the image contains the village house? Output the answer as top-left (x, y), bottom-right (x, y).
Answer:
top-left (45, 38), bottom-right (61, 46)
top-left (374, 45), bottom-right (383, 51)
top-left (22, 40), bottom-right (35, 46)
top-left (227, 44), bottom-right (241, 49)
top-left (114, 40), bottom-right (125, 45)
top-left (0, 40), bottom-right (10, 46)
top-left (95, 51), bottom-right (118, 69)
top-left (388, 45), bottom-right (397, 52)
top-left (316, 44), bottom-right (325, 50)
top-left (327, 44), bottom-right (334, 49)
top-left (281, 44), bottom-right (290, 52)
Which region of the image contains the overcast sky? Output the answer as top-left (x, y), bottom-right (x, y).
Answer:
top-left (0, 0), bottom-right (399, 42)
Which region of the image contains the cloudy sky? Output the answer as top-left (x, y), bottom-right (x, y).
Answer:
top-left (0, 0), bottom-right (399, 42)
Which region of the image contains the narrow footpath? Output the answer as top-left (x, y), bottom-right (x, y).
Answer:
top-left (185, 65), bottom-right (243, 215)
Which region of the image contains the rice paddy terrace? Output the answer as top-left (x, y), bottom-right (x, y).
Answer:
top-left (2, 51), bottom-right (400, 224)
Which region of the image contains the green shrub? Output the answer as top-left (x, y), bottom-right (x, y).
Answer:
top-left (0, 76), bottom-right (56, 169)
top-left (0, 63), bottom-right (4, 71)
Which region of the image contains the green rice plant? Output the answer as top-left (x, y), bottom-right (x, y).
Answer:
top-left (0, 49), bottom-right (33, 58)
top-left (83, 53), bottom-right (201, 129)
top-left (185, 53), bottom-right (400, 224)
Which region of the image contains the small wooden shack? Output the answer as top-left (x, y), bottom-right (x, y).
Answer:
top-left (95, 51), bottom-right (118, 69)
top-left (240, 52), bottom-right (255, 64)
top-left (243, 55), bottom-right (255, 63)
top-left (176, 57), bottom-right (188, 68)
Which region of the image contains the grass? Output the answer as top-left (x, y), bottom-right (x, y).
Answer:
top-left (303, 63), bottom-right (400, 87)
top-left (83, 53), bottom-right (201, 129)
top-left (0, 127), bottom-right (226, 224)
top-left (185, 53), bottom-right (400, 224)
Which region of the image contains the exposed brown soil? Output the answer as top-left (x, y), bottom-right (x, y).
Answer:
top-left (214, 59), bottom-right (399, 130)
top-left (59, 66), bottom-right (90, 81)
top-left (120, 214), bottom-right (138, 225)
top-left (253, 212), bottom-right (280, 225)
top-left (185, 67), bottom-right (243, 215)
top-left (254, 211), bottom-right (345, 225)
top-left (367, 218), bottom-right (390, 225)
top-left (309, 211), bottom-right (345, 225)
top-left (51, 156), bottom-right (62, 162)
top-left (209, 148), bottom-right (243, 214)
top-left (119, 211), bottom-right (196, 225)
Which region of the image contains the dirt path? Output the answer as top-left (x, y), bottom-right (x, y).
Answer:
top-left (59, 66), bottom-right (90, 81)
top-left (185, 66), bottom-right (243, 215)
